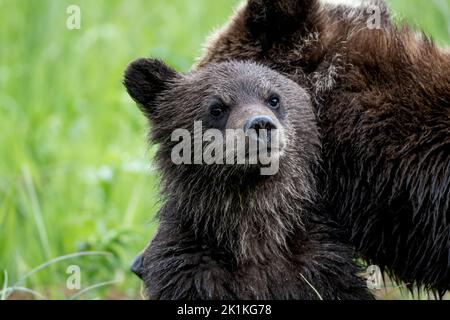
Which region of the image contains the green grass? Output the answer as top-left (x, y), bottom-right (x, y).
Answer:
top-left (0, 0), bottom-right (448, 300)
top-left (389, 0), bottom-right (450, 45)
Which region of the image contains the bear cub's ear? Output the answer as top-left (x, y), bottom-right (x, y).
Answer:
top-left (124, 58), bottom-right (178, 114)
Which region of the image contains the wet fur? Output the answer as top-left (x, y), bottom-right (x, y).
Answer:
top-left (124, 60), bottom-right (373, 299)
top-left (196, 0), bottom-right (450, 295)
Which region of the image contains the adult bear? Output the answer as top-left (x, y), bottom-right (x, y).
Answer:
top-left (196, 0), bottom-right (450, 294)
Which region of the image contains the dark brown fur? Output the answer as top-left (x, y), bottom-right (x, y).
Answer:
top-left (124, 60), bottom-right (373, 299)
top-left (196, 0), bottom-right (450, 295)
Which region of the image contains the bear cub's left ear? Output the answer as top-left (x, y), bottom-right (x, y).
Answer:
top-left (124, 58), bottom-right (178, 115)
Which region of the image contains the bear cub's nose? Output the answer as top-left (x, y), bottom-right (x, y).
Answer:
top-left (244, 116), bottom-right (277, 143)
top-left (244, 116), bottom-right (277, 133)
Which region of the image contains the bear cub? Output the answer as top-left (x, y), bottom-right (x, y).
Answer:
top-left (124, 58), bottom-right (372, 299)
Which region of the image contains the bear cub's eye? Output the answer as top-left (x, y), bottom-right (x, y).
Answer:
top-left (268, 94), bottom-right (281, 109)
top-left (210, 105), bottom-right (226, 118)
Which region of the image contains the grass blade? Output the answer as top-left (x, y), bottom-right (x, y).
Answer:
top-left (3, 251), bottom-right (112, 300)
top-left (69, 279), bottom-right (121, 300)
top-left (16, 251), bottom-right (112, 285)
top-left (299, 272), bottom-right (323, 300)
top-left (22, 165), bottom-right (52, 260)
top-left (1, 271), bottom-right (8, 300)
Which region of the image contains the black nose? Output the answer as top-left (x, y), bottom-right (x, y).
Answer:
top-left (131, 253), bottom-right (144, 279)
top-left (244, 116), bottom-right (277, 144)
top-left (244, 116), bottom-right (277, 133)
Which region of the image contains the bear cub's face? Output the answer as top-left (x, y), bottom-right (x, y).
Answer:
top-left (124, 59), bottom-right (317, 176)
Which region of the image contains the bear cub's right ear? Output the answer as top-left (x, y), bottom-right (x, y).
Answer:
top-left (124, 58), bottom-right (178, 115)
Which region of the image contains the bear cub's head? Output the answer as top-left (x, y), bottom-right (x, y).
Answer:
top-left (124, 59), bottom-right (318, 180)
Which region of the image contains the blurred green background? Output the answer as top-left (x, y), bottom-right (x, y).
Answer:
top-left (0, 0), bottom-right (449, 300)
